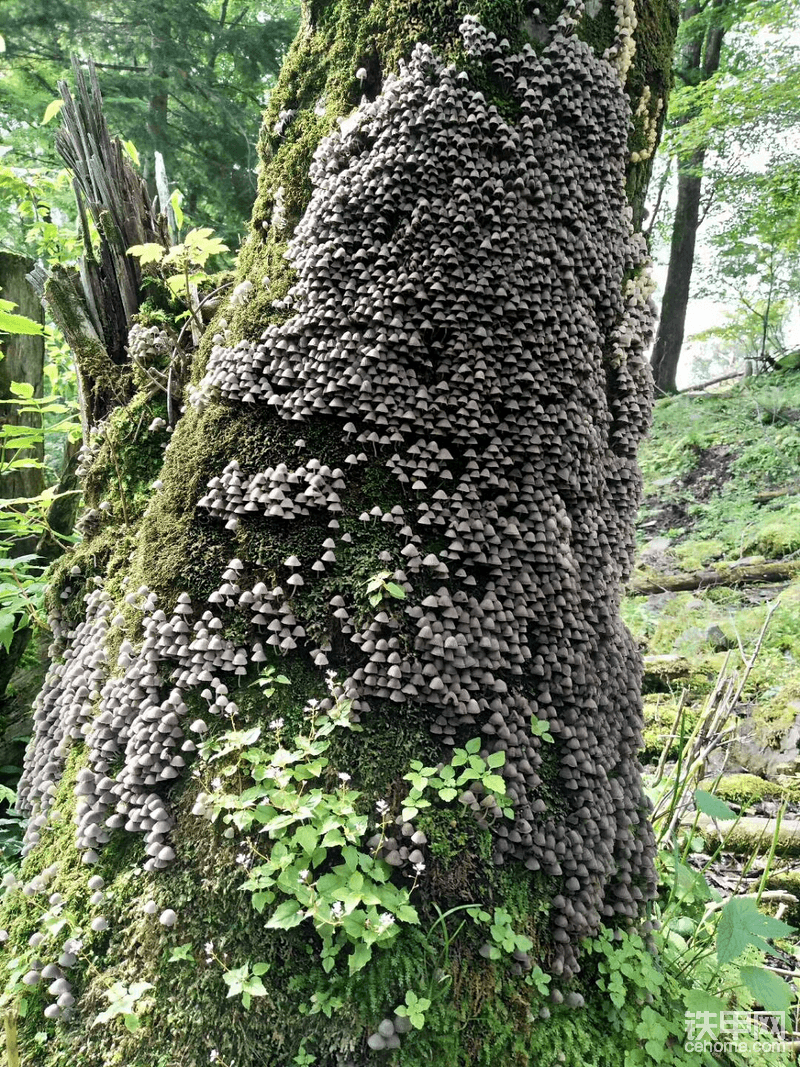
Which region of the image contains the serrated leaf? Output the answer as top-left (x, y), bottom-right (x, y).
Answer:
top-left (438, 786), bottom-right (457, 801)
top-left (0, 310), bottom-right (43, 336)
top-left (483, 773), bottom-right (507, 793)
top-left (394, 904), bottom-right (419, 924)
top-left (127, 242), bottom-right (166, 265)
top-left (717, 897), bottom-right (795, 964)
top-left (465, 738), bottom-right (481, 754)
top-left (681, 989), bottom-right (728, 1033)
top-left (486, 751), bottom-right (505, 768)
top-left (42, 99), bottom-right (64, 125)
top-left (694, 789), bottom-right (737, 821)
top-left (740, 964), bottom-right (793, 1011)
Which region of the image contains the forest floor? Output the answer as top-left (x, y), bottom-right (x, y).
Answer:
top-left (627, 369), bottom-right (800, 911)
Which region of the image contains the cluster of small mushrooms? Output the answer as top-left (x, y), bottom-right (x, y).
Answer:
top-left (17, 7), bottom-right (657, 1000)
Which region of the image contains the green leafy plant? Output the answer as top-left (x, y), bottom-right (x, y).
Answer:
top-left (364, 570), bottom-right (406, 607)
top-left (221, 962), bottom-right (270, 1009)
top-left (401, 737), bottom-right (529, 822)
top-left (470, 906), bottom-right (534, 961)
top-left (196, 676), bottom-right (418, 986)
top-left (394, 989), bottom-right (430, 1030)
top-left (128, 224), bottom-right (229, 329)
top-left (166, 943), bottom-right (194, 964)
top-left (93, 981), bottom-right (153, 1033)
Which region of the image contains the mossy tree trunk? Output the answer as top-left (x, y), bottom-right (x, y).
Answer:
top-left (3, 4), bottom-right (680, 1066)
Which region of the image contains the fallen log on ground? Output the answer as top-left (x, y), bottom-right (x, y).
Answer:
top-left (754, 485), bottom-right (800, 503)
top-left (697, 813), bottom-right (800, 855)
top-left (628, 559), bottom-right (800, 595)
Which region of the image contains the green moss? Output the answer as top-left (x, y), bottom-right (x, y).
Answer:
top-left (641, 696), bottom-right (701, 763)
top-left (742, 504), bottom-right (800, 558)
top-left (83, 391), bottom-right (170, 524)
top-left (766, 869), bottom-right (800, 926)
top-left (699, 773), bottom-right (784, 808)
top-left (672, 538), bottom-right (726, 571)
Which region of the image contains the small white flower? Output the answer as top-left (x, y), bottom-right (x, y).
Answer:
top-left (269, 718), bottom-right (284, 731)
top-left (298, 869), bottom-right (309, 883)
top-left (210, 1052), bottom-right (219, 1064)
top-left (211, 777), bottom-right (222, 791)
top-left (375, 799), bottom-right (389, 816)
top-left (413, 861), bottom-right (426, 876)
top-left (378, 912), bottom-right (395, 930)
top-left (337, 772), bottom-right (351, 784)
top-left (235, 852), bottom-right (248, 866)
top-left (331, 901), bottom-right (344, 918)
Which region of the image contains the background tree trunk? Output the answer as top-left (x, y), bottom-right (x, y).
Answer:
top-left (2, 4), bottom-right (678, 1065)
top-left (0, 253), bottom-right (45, 507)
top-left (0, 253), bottom-right (45, 700)
top-left (650, 1), bottom-right (726, 394)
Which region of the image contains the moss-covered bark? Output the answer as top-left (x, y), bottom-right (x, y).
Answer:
top-left (1, 4), bottom-right (682, 1066)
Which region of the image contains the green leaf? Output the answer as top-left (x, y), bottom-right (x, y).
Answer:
top-left (294, 824), bottom-right (320, 854)
top-left (682, 989), bottom-right (728, 1033)
top-left (123, 1013), bottom-right (140, 1033)
top-left (167, 943), bottom-right (194, 963)
top-left (266, 900), bottom-right (306, 930)
top-left (252, 892), bottom-right (273, 913)
top-left (465, 738), bottom-right (481, 754)
top-left (122, 140), bottom-right (140, 167)
top-left (384, 582), bottom-right (406, 599)
top-left (169, 188), bottom-right (184, 229)
top-left (694, 789), bottom-right (737, 821)
top-left (482, 774), bottom-right (506, 794)
top-left (394, 904), bottom-right (419, 924)
top-left (0, 309), bottom-right (43, 336)
top-left (438, 787), bottom-right (457, 802)
top-left (127, 242), bottom-right (166, 265)
top-left (740, 964), bottom-right (793, 1011)
top-left (42, 99), bottom-right (64, 125)
top-left (486, 751), bottom-right (505, 768)
top-left (348, 941), bottom-right (372, 975)
top-left (0, 611), bottom-right (16, 653)
top-left (717, 897), bottom-right (795, 964)
top-left (9, 381), bottom-right (34, 399)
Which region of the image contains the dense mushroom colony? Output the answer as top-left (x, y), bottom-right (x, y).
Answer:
top-left (19, 11), bottom-right (657, 987)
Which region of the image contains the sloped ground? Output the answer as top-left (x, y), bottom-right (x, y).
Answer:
top-left (626, 369), bottom-right (800, 805)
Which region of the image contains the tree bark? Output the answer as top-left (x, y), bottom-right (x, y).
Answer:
top-left (2, 4), bottom-right (678, 1065)
top-left (650, 3), bottom-right (726, 395)
top-left (0, 253), bottom-right (45, 700)
top-left (0, 253), bottom-right (45, 504)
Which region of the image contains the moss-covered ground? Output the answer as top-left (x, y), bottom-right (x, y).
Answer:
top-left (627, 370), bottom-right (800, 784)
